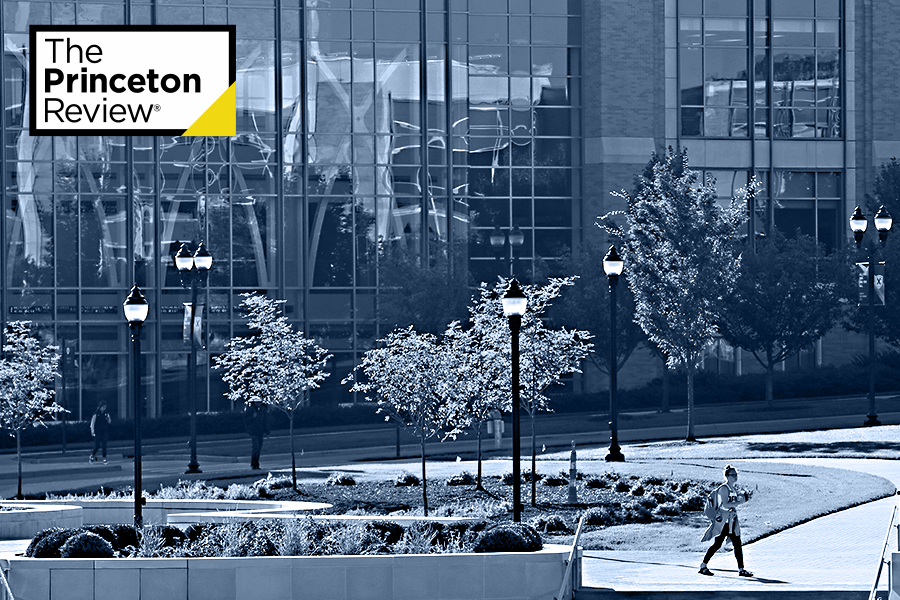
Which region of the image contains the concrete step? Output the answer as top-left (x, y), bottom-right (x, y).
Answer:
top-left (576, 590), bottom-right (879, 600)
top-left (576, 590), bottom-right (878, 599)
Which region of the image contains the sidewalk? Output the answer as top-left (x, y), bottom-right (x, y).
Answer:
top-left (582, 457), bottom-right (900, 596)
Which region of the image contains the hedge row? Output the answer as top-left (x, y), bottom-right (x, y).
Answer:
top-left (549, 358), bottom-right (900, 414)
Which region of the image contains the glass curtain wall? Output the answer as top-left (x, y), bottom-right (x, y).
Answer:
top-left (1, 0), bottom-right (582, 419)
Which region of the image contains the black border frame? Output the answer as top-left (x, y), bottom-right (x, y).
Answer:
top-left (29, 24), bottom-right (237, 136)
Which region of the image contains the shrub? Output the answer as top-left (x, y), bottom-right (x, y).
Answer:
top-left (26, 527), bottom-right (69, 557)
top-left (630, 485), bottom-right (645, 496)
top-left (651, 490), bottom-right (675, 504)
top-left (585, 476), bottom-right (610, 489)
top-left (367, 520), bottom-right (405, 545)
top-left (615, 480), bottom-right (631, 493)
top-left (257, 474), bottom-right (295, 493)
top-left (637, 496), bottom-right (658, 510)
top-left (543, 475), bottom-right (569, 487)
top-left (155, 480), bottom-right (225, 500)
top-left (184, 523), bottom-right (217, 542)
top-left (653, 502), bottom-right (682, 517)
top-left (531, 515), bottom-right (570, 534)
top-left (501, 472), bottom-right (523, 485)
top-left (627, 504), bottom-right (654, 523)
top-left (583, 507), bottom-right (617, 527)
top-left (473, 524), bottom-right (542, 553)
top-left (523, 470), bottom-right (543, 483)
top-left (320, 522), bottom-right (380, 556)
top-left (394, 472), bottom-right (420, 487)
top-left (31, 528), bottom-right (79, 558)
top-left (326, 472), bottom-right (357, 486)
top-left (108, 524), bottom-right (140, 552)
top-left (677, 491), bottom-right (706, 512)
top-left (147, 525), bottom-right (187, 548)
top-left (446, 471), bottom-right (476, 486)
top-left (640, 475), bottom-right (665, 486)
top-left (60, 532), bottom-right (115, 558)
top-left (433, 499), bottom-right (509, 519)
top-left (224, 484), bottom-right (259, 500)
top-left (83, 525), bottom-right (117, 547)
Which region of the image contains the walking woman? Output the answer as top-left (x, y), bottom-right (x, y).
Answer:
top-left (89, 401), bottom-right (111, 463)
top-left (699, 465), bottom-right (753, 577)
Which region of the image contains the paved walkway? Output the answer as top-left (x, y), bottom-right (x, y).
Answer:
top-left (583, 458), bottom-right (900, 594)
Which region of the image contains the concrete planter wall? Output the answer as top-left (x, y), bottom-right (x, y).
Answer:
top-left (5, 499), bottom-right (331, 528)
top-left (2, 545), bottom-right (574, 600)
top-left (0, 505), bottom-right (82, 541)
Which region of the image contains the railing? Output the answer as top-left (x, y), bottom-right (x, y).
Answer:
top-left (869, 504), bottom-right (898, 600)
top-left (555, 514), bottom-right (585, 600)
top-left (0, 564), bottom-right (15, 600)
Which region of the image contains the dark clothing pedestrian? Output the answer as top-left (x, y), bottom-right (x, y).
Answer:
top-left (245, 404), bottom-right (269, 469)
top-left (90, 403), bottom-right (111, 463)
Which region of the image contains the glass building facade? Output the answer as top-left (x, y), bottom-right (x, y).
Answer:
top-left (677, 0), bottom-right (844, 251)
top-left (1, 0), bottom-right (582, 420)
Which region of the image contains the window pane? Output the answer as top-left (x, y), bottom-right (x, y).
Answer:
top-left (816, 0), bottom-right (840, 17)
top-left (772, 0), bottom-right (814, 17)
top-left (705, 18), bottom-right (747, 46)
top-left (773, 19), bottom-right (814, 46)
top-left (704, 0), bottom-right (747, 16)
top-left (705, 48), bottom-right (748, 105)
top-left (682, 108), bottom-right (703, 136)
top-left (680, 17), bottom-right (703, 46)
top-left (681, 47), bottom-right (703, 103)
top-left (816, 20), bottom-right (839, 47)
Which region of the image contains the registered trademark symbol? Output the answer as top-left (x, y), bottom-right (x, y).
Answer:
top-left (153, 104), bottom-right (161, 112)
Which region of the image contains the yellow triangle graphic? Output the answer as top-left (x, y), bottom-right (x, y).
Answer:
top-left (182, 83), bottom-right (236, 137)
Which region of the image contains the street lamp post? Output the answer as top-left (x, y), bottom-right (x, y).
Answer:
top-left (603, 245), bottom-right (625, 462)
top-left (175, 242), bottom-right (212, 474)
top-left (489, 227), bottom-right (525, 277)
top-left (502, 278), bottom-right (528, 522)
top-left (850, 206), bottom-right (892, 426)
top-left (123, 284), bottom-right (149, 528)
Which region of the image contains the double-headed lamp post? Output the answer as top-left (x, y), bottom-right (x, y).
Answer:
top-left (501, 278), bottom-right (528, 523)
top-left (490, 226), bottom-right (525, 277)
top-left (850, 205), bottom-right (892, 426)
top-left (175, 242), bottom-right (213, 474)
top-left (123, 285), bottom-right (148, 528)
top-left (603, 245), bottom-right (625, 462)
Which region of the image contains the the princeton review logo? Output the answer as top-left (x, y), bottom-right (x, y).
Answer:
top-left (29, 25), bottom-right (236, 136)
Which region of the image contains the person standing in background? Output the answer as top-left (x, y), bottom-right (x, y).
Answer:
top-left (89, 401), bottom-right (111, 464)
top-left (245, 402), bottom-right (269, 470)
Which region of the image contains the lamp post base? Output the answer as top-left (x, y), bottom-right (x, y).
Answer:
top-left (185, 463), bottom-right (202, 474)
top-left (864, 414), bottom-right (881, 427)
top-left (604, 446), bottom-right (625, 462)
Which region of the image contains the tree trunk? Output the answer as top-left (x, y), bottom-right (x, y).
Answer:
top-left (476, 423), bottom-right (483, 491)
top-left (290, 411), bottom-right (297, 490)
top-left (530, 413), bottom-right (537, 507)
top-left (686, 365), bottom-right (696, 442)
top-left (765, 348), bottom-right (775, 409)
top-left (16, 431), bottom-right (22, 500)
top-left (421, 439), bottom-right (428, 516)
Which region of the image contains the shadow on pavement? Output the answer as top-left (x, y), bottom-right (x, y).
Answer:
top-left (746, 441), bottom-right (900, 454)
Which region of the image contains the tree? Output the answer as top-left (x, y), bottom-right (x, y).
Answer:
top-left (718, 231), bottom-right (847, 406)
top-left (443, 321), bottom-right (502, 491)
top-left (602, 148), bottom-right (746, 441)
top-left (377, 242), bottom-right (473, 335)
top-left (213, 293), bottom-right (332, 490)
top-left (0, 321), bottom-right (62, 498)
top-left (549, 240), bottom-right (646, 394)
top-left (344, 327), bottom-right (463, 515)
top-left (452, 278), bottom-right (592, 505)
